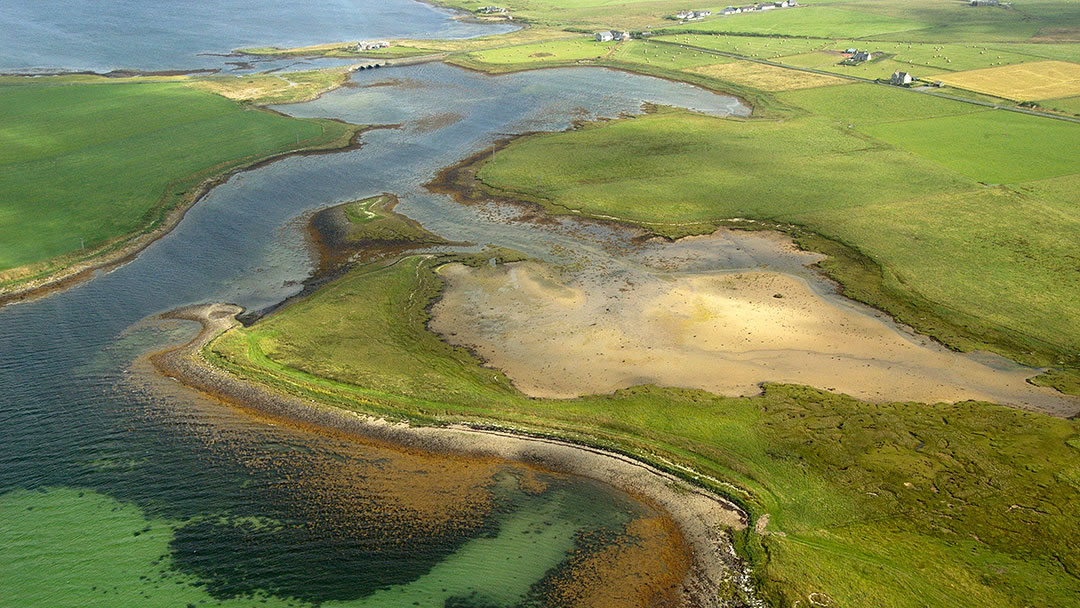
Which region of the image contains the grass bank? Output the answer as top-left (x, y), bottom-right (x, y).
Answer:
top-left (0, 78), bottom-right (366, 301)
top-left (203, 254), bottom-right (1080, 608)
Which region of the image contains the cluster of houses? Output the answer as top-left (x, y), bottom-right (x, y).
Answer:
top-left (477, 6), bottom-right (507, 14)
top-left (719, 1), bottom-right (798, 16)
top-left (673, 9), bottom-right (712, 20)
top-left (595, 30), bottom-right (632, 42)
top-left (355, 40), bottom-right (390, 51)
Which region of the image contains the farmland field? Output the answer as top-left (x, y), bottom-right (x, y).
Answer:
top-left (936, 60), bottom-right (1080, 100)
top-left (0, 80), bottom-right (359, 285)
top-left (1044, 94), bottom-right (1080, 114)
top-left (670, 6), bottom-right (928, 38)
top-left (860, 109), bottom-right (1080, 182)
top-left (687, 61), bottom-right (850, 91)
top-left (452, 37), bottom-right (615, 71)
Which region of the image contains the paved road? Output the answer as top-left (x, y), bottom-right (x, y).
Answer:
top-left (647, 38), bottom-right (1080, 124)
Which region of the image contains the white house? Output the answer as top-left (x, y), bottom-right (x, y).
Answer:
top-left (595, 31), bottom-right (614, 42)
top-left (891, 71), bottom-right (914, 85)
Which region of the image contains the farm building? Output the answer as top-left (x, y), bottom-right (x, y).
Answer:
top-left (478, 6), bottom-right (507, 13)
top-left (891, 71), bottom-right (914, 85)
top-left (356, 41), bottom-right (390, 51)
top-left (723, 6), bottom-right (740, 14)
top-left (595, 31), bottom-right (614, 42)
top-left (852, 50), bottom-right (873, 62)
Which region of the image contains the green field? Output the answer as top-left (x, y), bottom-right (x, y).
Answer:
top-left (452, 37), bottom-right (616, 71)
top-left (1044, 94), bottom-right (1080, 114)
top-left (669, 6), bottom-right (928, 38)
top-left (205, 254), bottom-right (1080, 608)
top-left (860, 109), bottom-right (1080, 183)
top-left (0, 80), bottom-right (360, 287)
top-left (654, 33), bottom-right (835, 58)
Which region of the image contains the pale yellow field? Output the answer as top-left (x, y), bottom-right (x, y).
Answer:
top-left (687, 60), bottom-right (850, 91)
top-left (937, 60), bottom-right (1080, 100)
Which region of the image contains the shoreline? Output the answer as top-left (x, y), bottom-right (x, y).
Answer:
top-left (148, 302), bottom-right (758, 608)
top-left (0, 120), bottom-right (377, 308)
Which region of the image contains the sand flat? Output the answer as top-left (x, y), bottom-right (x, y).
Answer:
top-left (430, 261), bottom-right (1078, 414)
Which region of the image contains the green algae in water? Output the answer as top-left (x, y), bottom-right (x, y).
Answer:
top-left (0, 487), bottom-right (292, 607)
top-left (1, 478), bottom-right (638, 607)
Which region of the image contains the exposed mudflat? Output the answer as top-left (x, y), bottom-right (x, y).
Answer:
top-left (430, 232), bottom-right (1080, 416)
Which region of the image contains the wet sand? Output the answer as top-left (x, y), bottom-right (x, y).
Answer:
top-left (429, 253), bottom-right (1080, 416)
top-left (149, 303), bottom-right (755, 608)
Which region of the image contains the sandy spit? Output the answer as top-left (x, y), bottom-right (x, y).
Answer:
top-left (149, 302), bottom-right (759, 608)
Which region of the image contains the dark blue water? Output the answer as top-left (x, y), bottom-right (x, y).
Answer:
top-left (0, 0), bottom-right (516, 73)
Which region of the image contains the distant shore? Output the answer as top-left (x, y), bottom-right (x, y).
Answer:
top-left (149, 302), bottom-right (756, 608)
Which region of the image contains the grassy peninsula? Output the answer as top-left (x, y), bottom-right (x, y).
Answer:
top-left (0, 77), bottom-right (364, 298)
top-left (203, 255), bottom-right (1080, 608)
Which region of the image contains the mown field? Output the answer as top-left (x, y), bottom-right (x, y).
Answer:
top-left (206, 254), bottom-right (1080, 608)
top-left (0, 80), bottom-right (360, 287)
top-left (472, 87), bottom-right (1080, 372)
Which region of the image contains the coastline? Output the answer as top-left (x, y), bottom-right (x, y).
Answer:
top-left (148, 302), bottom-right (758, 608)
top-left (0, 120), bottom-right (376, 308)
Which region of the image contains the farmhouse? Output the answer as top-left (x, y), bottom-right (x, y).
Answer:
top-left (723, 6), bottom-right (740, 14)
top-left (356, 40), bottom-right (390, 51)
top-left (852, 50), bottom-right (873, 62)
top-left (971, 0), bottom-right (1000, 5)
top-left (595, 31), bottom-right (614, 42)
top-left (477, 6), bottom-right (507, 13)
top-left (891, 71), bottom-right (914, 85)
top-left (675, 9), bottom-right (712, 20)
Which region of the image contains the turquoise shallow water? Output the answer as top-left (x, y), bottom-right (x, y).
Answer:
top-left (0, 8), bottom-right (750, 603)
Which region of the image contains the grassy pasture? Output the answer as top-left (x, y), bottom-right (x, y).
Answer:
top-left (652, 33), bottom-right (835, 59)
top-left (1043, 94), bottom-right (1080, 114)
top-left (860, 109), bottom-right (1080, 183)
top-left (189, 69), bottom-right (352, 105)
top-left (669, 6), bottom-right (928, 38)
top-left (451, 37), bottom-right (616, 72)
top-left (686, 60), bottom-right (850, 91)
top-left (775, 82), bottom-right (987, 122)
top-left (610, 40), bottom-right (734, 70)
top-left (206, 254), bottom-right (1080, 608)
top-left (0, 80), bottom-right (359, 284)
top-left (936, 60), bottom-right (1080, 100)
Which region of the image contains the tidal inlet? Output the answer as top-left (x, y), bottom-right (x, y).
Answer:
top-left (2, 1), bottom-right (1080, 608)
